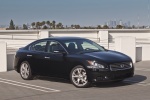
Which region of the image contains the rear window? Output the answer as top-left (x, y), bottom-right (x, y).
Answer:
top-left (30, 41), bottom-right (47, 52)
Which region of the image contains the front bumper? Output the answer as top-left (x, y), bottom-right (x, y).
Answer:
top-left (87, 68), bottom-right (134, 82)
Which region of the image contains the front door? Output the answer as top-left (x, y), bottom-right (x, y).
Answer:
top-left (45, 41), bottom-right (68, 77)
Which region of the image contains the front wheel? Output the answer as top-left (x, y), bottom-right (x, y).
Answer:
top-left (70, 65), bottom-right (91, 88)
top-left (20, 61), bottom-right (33, 80)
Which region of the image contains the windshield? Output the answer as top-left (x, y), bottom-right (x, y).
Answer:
top-left (62, 39), bottom-right (106, 54)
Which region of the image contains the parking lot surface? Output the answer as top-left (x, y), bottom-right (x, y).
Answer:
top-left (0, 61), bottom-right (150, 100)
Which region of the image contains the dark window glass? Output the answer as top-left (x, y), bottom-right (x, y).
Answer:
top-left (30, 41), bottom-right (47, 52)
top-left (63, 39), bottom-right (105, 54)
top-left (47, 41), bottom-right (65, 53)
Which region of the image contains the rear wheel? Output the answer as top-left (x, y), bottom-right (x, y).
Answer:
top-left (70, 65), bottom-right (91, 88)
top-left (20, 61), bottom-right (33, 80)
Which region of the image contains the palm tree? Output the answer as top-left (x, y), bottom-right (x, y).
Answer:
top-left (50, 22), bottom-right (53, 29)
top-left (132, 25), bottom-right (135, 29)
top-left (52, 20), bottom-right (56, 29)
top-left (103, 25), bottom-right (109, 29)
top-left (75, 25), bottom-right (80, 29)
top-left (43, 25), bottom-right (48, 29)
top-left (39, 22), bottom-right (43, 28)
top-left (31, 22), bottom-right (35, 29)
top-left (56, 24), bottom-right (59, 29)
top-left (42, 21), bottom-right (46, 26)
top-left (97, 25), bottom-right (102, 29)
top-left (71, 25), bottom-right (74, 29)
top-left (56, 22), bottom-right (63, 29)
top-left (23, 24), bottom-right (28, 30)
top-left (116, 25), bottom-right (123, 29)
top-left (46, 21), bottom-right (50, 28)
top-left (36, 22), bottom-right (40, 29)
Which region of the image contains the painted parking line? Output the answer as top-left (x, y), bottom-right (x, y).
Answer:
top-left (0, 78), bottom-right (60, 93)
top-left (135, 68), bottom-right (150, 71)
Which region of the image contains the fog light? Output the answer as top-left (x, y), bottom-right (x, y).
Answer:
top-left (104, 76), bottom-right (108, 79)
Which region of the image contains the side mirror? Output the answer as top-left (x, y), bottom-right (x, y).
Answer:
top-left (101, 46), bottom-right (108, 51)
top-left (101, 46), bottom-right (105, 49)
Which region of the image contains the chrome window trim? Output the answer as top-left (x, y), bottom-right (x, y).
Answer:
top-left (29, 40), bottom-right (68, 54)
top-left (29, 40), bottom-right (47, 53)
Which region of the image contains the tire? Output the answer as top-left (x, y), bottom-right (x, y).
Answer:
top-left (20, 61), bottom-right (33, 80)
top-left (70, 65), bottom-right (91, 88)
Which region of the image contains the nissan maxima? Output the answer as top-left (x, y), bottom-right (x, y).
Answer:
top-left (14, 37), bottom-right (134, 88)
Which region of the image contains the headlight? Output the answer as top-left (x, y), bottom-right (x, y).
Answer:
top-left (87, 60), bottom-right (107, 69)
top-left (129, 62), bottom-right (133, 68)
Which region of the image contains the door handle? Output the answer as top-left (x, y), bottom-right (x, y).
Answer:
top-left (27, 54), bottom-right (32, 57)
top-left (44, 56), bottom-right (50, 59)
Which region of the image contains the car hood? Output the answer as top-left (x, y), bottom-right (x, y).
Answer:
top-left (83, 50), bottom-right (131, 63)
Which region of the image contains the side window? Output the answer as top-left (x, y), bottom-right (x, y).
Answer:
top-left (65, 42), bottom-right (78, 49)
top-left (64, 42), bottom-right (79, 53)
top-left (81, 42), bottom-right (98, 50)
top-left (30, 41), bottom-right (47, 52)
top-left (47, 41), bottom-right (65, 53)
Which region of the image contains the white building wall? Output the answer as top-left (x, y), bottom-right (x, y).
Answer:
top-left (142, 46), bottom-right (150, 61)
top-left (109, 32), bottom-right (150, 39)
top-left (98, 31), bottom-right (108, 49)
top-left (49, 31), bottom-right (99, 42)
top-left (0, 29), bottom-right (150, 72)
top-left (115, 37), bottom-right (136, 63)
top-left (0, 42), bottom-right (7, 72)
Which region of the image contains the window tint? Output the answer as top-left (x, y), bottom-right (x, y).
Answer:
top-left (47, 41), bottom-right (65, 53)
top-left (65, 42), bottom-right (78, 49)
top-left (64, 42), bottom-right (79, 53)
top-left (30, 41), bottom-right (47, 52)
top-left (63, 39), bottom-right (105, 54)
top-left (81, 41), bottom-right (99, 50)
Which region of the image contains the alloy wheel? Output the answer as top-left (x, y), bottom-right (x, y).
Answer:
top-left (71, 67), bottom-right (88, 87)
top-left (20, 61), bottom-right (33, 80)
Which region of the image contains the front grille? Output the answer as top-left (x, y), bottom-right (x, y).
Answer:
top-left (110, 62), bottom-right (132, 71)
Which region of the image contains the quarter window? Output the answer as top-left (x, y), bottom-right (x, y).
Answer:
top-left (30, 41), bottom-right (47, 52)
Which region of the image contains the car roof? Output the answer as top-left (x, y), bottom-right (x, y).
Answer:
top-left (43, 36), bottom-right (86, 41)
top-left (25, 36), bottom-right (90, 50)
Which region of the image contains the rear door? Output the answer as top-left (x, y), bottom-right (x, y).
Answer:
top-left (29, 40), bottom-right (49, 75)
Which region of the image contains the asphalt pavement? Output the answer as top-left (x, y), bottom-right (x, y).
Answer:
top-left (0, 61), bottom-right (150, 100)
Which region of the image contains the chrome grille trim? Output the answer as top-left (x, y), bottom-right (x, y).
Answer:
top-left (110, 62), bottom-right (132, 71)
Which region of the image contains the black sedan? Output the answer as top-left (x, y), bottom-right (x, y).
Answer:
top-left (14, 37), bottom-right (134, 88)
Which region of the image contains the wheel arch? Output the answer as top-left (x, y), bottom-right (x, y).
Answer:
top-left (17, 58), bottom-right (31, 73)
top-left (68, 61), bottom-right (91, 80)
top-left (69, 61), bottom-right (87, 73)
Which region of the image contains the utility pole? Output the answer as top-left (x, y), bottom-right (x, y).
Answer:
top-left (137, 15), bottom-right (140, 29)
top-left (148, 0), bottom-right (150, 28)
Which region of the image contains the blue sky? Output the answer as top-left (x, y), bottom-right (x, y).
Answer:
top-left (0, 0), bottom-right (149, 26)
